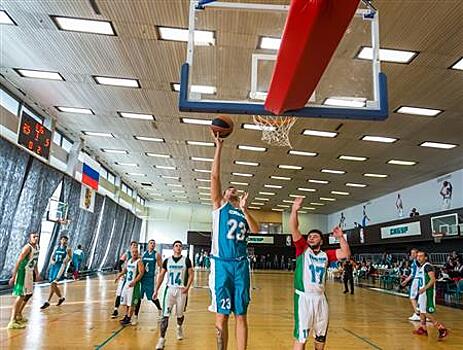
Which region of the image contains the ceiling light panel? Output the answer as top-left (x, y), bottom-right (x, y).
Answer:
top-left (83, 131), bottom-right (115, 137)
top-left (234, 161), bottom-right (260, 167)
top-left (119, 112), bottom-right (155, 120)
top-left (338, 155), bottom-right (368, 161)
top-left (450, 57), bottom-right (463, 70)
top-left (331, 191), bottom-right (350, 196)
top-left (186, 140), bottom-right (215, 147)
top-left (181, 117), bottom-right (212, 125)
top-left (146, 153), bottom-right (171, 158)
top-left (270, 176), bottom-right (291, 181)
top-left (115, 162), bottom-right (138, 167)
top-left (324, 97), bottom-right (366, 108)
top-left (232, 172), bottom-right (253, 177)
top-left (395, 106), bottom-right (442, 117)
top-left (278, 165), bottom-right (303, 170)
top-left (264, 184), bottom-right (283, 189)
top-left (361, 135), bottom-right (398, 143)
top-left (195, 178), bottom-right (211, 182)
top-left (345, 182), bottom-right (367, 188)
top-left (387, 159), bottom-right (417, 166)
top-left (230, 181), bottom-right (249, 186)
top-left (56, 106), bottom-right (93, 114)
top-left (259, 192), bottom-right (275, 196)
top-left (254, 197), bottom-right (269, 201)
top-left (297, 187), bottom-right (316, 192)
top-left (259, 36), bottom-right (281, 50)
top-left (242, 123), bottom-right (276, 132)
top-left (93, 76), bottom-right (140, 88)
top-left (52, 16), bottom-right (116, 35)
top-left (193, 169), bottom-right (211, 173)
top-left (15, 69), bottom-right (64, 81)
top-left (288, 150), bottom-right (318, 157)
top-left (302, 129), bottom-right (337, 138)
top-left (364, 173), bottom-right (388, 178)
top-left (158, 27), bottom-right (215, 46)
top-left (191, 157), bottom-right (214, 162)
top-left (155, 165), bottom-right (176, 170)
top-left (0, 10), bottom-right (16, 25)
top-left (357, 47), bottom-right (418, 63)
top-left (172, 84), bottom-right (216, 94)
top-left (101, 149), bottom-right (128, 154)
top-left (134, 136), bottom-right (165, 142)
top-left (161, 176), bottom-right (180, 180)
top-left (308, 179), bottom-right (329, 184)
top-left (321, 169), bottom-right (345, 174)
top-left (238, 145), bottom-right (267, 152)
top-left (419, 141), bottom-right (457, 149)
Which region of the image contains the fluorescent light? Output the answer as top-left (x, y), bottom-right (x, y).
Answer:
top-left (254, 197), bottom-right (269, 201)
top-left (346, 183), bottom-right (367, 188)
top-left (361, 135), bottom-right (398, 143)
top-left (338, 155), bottom-right (368, 161)
top-left (171, 190), bottom-right (185, 193)
top-left (195, 178), bottom-right (211, 182)
top-left (250, 91), bottom-right (268, 101)
top-left (52, 16), bottom-right (115, 35)
top-left (232, 172), bottom-right (253, 177)
top-left (174, 195), bottom-right (187, 199)
top-left (357, 47), bottom-right (418, 63)
top-left (197, 186), bottom-right (210, 190)
top-left (298, 211), bottom-right (307, 214)
top-left (198, 192), bottom-right (210, 197)
top-left (158, 27), bottom-right (215, 46)
top-left (310, 202), bottom-right (325, 206)
top-left (321, 169), bottom-right (345, 175)
top-left (146, 153), bottom-right (171, 158)
top-left (308, 179), bottom-right (329, 184)
top-left (119, 112), bottom-right (155, 120)
top-left (259, 36), bottom-right (281, 50)
top-left (127, 172), bottom-right (146, 177)
top-left (115, 162), bottom-right (138, 167)
top-left (134, 136), bottom-right (165, 142)
top-left (167, 184), bottom-right (182, 188)
top-left (200, 197), bottom-right (211, 202)
top-left (288, 150), bottom-right (318, 157)
top-left (331, 191), bottom-right (350, 196)
top-left (15, 69), bottom-right (64, 81)
top-left (320, 197), bottom-right (336, 201)
top-left (172, 83), bottom-right (216, 94)
top-left (83, 131), bottom-right (115, 138)
top-left (234, 161), bottom-right (260, 167)
top-left (387, 159), bottom-right (417, 166)
top-left (259, 192), bottom-right (276, 196)
top-left (272, 208), bottom-right (285, 212)
top-left (155, 165), bottom-right (176, 170)
top-left (187, 140), bottom-right (215, 147)
top-left (251, 202), bottom-right (265, 206)
top-left (93, 76), bottom-right (140, 88)
top-left (0, 10), bottom-right (16, 25)
top-left (177, 200), bottom-right (189, 204)
top-left (101, 149), bottom-right (128, 154)
top-left (283, 200), bottom-right (295, 203)
top-left (270, 176), bottom-right (291, 181)
top-left (277, 204), bottom-right (290, 208)
top-left (56, 106), bottom-right (94, 114)
top-left (297, 188), bottom-right (316, 192)
top-left (450, 57), bottom-right (463, 70)
top-left (302, 129), bottom-right (337, 138)
top-left (242, 123), bottom-right (276, 132)
top-left (278, 165), bottom-right (303, 170)
top-left (289, 194), bottom-right (306, 198)
top-left (324, 97), bottom-right (366, 108)
top-left (238, 145), bottom-right (267, 152)
top-left (181, 117), bottom-right (212, 125)
top-left (302, 207), bottom-right (316, 210)
top-left (395, 106), bottom-right (442, 117)
top-left (191, 157), bottom-right (213, 162)
top-left (419, 141), bottom-right (457, 150)
top-left (201, 202), bottom-right (211, 206)
top-left (264, 184), bottom-right (283, 189)
top-left (364, 173), bottom-right (388, 178)
top-left (230, 181), bottom-right (249, 186)
top-left (161, 176), bottom-right (180, 180)
top-left (194, 169), bottom-right (211, 173)
top-left (248, 206), bottom-right (261, 210)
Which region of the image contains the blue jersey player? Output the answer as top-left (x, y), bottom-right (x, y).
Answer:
top-left (401, 248), bottom-right (421, 320)
top-left (209, 132), bottom-right (259, 350)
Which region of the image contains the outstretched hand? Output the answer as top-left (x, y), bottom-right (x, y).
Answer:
top-left (332, 226), bottom-right (343, 238)
top-left (211, 130), bottom-right (224, 148)
top-left (239, 192), bottom-right (249, 211)
top-left (291, 196), bottom-right (304, 212)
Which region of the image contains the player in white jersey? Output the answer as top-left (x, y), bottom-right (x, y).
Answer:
top-left (290, 197), bottom-right (350, 350)
top-left (111, 241), bottom-right (138, 318)
top-left (154, 240), bottom-right (194, 350)
top-left (8, 232), bottom-right (41, 329)
top-left (210, 132), bottom-right (259, 350)
top-left (401, 248), bottom-right (421, 320)
top-left (412, 250), bottom-right (448, 340)
top-left (115, 245), bottom-right (144, 326)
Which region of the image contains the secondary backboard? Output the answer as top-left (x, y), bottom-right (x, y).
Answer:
top-left (179, 0), bottom-right (388, 120)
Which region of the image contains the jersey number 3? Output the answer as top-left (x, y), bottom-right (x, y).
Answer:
top-left (226, 219), bottom-right (246, 241)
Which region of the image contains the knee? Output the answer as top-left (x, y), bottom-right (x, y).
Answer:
top-left (235, 315), bottom-right (247, 324)
top-left (216, 314), bottom-right (228, 327)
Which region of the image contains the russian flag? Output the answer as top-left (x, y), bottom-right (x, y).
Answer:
top-left (82, 163), bottom-right (100, 190)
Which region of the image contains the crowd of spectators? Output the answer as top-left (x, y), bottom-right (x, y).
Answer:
top-left (249, 254), bottom-right (295, 271)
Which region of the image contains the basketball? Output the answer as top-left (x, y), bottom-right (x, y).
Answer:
top-left (210, 115), bottom-right (234, 138)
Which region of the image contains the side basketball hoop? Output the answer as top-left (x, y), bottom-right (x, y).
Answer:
top-left (433, 233), bottom-right (444, 244)
top-left (252, 115), bottom-right (296, 148)
top-left (58, 218), bottom-right (71, 231)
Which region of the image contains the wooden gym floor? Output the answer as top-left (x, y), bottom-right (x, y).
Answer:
top-left (0, 271), bottom-right (462, 349)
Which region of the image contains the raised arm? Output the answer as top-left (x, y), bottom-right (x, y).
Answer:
top-left (211, 132), bottom-right (224, 210)
top-left (289, 197), bottom-right (304, 242)
top-left (240, 192), bottom-right (259, 233)
top-left (9, 245), bottom-right (31, 286)
top-left (332, 226), bottom-right (351, 260)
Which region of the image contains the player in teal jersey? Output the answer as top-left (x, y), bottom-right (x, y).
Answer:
top-left (210, 132), bottom-right (259, 350)
top-left (41, 235), bottom-right (72, 310)
top-left (71, 244), bottom-right (84, 280)
top-left (8, 232), bottom-right (41, 329)
top-left (132, 239), bottom-right (162, 325)
top-left (401, 248), bottom-right (421, 320)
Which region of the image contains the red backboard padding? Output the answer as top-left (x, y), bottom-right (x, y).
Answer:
top-left (264, 0), bottom-right (360, 115)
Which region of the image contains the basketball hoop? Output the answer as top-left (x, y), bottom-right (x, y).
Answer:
top-left (252, 115), bottom-right (296, 148)
top-left (433, 233), bottom-right (444, 244)
top-left (58, 218), bottom-right (71, 230)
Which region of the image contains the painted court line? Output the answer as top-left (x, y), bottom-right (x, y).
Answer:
top-left (94, 325), bottom-right (126, 349)
top-left (343, 327), bottom-right (383, 350)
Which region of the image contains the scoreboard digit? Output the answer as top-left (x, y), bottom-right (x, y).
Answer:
top-left (17, 111), bottom-right (52, 160)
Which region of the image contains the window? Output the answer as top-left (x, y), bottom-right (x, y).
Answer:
top-left (62, 137), bottom-right (73, 152)
top-left (52, 129), bottom-right (74, 153)
top-left (53, 131), bottom-right (62, 146)
top-left (0, 87), bottom-right (20, 115)
top-left (100, 166), bottom-right (108, 180)
top-left (121, 182), bottom-right (133, 196)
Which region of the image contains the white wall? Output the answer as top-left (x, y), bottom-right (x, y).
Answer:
top-left (328, 169), bottom-right (463, 229)
top-left (282, 212), bottom-right (328, 234)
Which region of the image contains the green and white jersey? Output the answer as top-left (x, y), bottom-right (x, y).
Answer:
top-left (416, 262), bottom-right (434, 290)
top-left (126, 258), bottom-right (139, 284)
top-left (25, 244), bottom-right (40, 272)
top-left (294, 239), bottom-right (337, 293)
top-left (164, 256), bottom-right (191, 288)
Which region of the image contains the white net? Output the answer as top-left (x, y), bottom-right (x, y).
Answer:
top-left (252, 115), bottom-right (297, 148)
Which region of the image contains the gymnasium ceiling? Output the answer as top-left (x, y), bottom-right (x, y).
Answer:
top-left (1, 0), bottom-right (463, 215)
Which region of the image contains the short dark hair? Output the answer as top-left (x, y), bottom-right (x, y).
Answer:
top-left (173, 240), bottom-right (182, 246)
top-left (130, 241), bottom-right (138, 246)
top-left (410, 248), bottom-right (418, 253)
top-left (307, 229), bottom-right (323, 238)
top-left (223, 186), bottom-right (235, 196)
top-left (148, 239), bottom-right (155, 244)
top-left (60, 235), bottom-right (69, 241)
top-left (417, 250), bottom-right (428, 258)
top-left (77, 244), bottom-right (82, 249)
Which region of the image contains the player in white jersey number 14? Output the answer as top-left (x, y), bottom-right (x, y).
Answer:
top-left (290, 197), bottom-right (351, 350)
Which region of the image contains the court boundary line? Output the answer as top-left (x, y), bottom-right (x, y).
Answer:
top-left (94, 325), bottom-right (126, 349)
top-left (343, 327), bottom-right (383, 350)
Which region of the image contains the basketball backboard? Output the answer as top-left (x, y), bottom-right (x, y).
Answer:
top-left (178, 0), bottom-right (388, 120)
